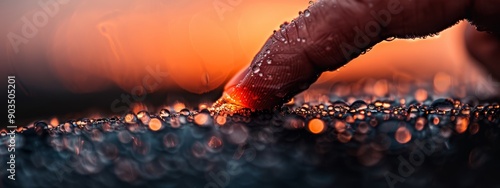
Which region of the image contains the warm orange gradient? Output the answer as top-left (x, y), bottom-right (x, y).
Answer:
top-left (0, 0), bottom-right (496, 98)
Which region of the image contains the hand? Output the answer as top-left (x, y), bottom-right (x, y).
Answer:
top-left (218, 0), bottom-right (500, 109)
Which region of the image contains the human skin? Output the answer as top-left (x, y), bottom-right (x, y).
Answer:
top-left (219, 0), bottom-right (500, 109)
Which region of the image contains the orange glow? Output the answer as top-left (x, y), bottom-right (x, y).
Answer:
top-left (215, 116), bottom-right (227, 126)
top-left (308, 119), bottom-right (325, 134)
top-left (50, 117), bottom-right (59, 126)
top-left (415, 89), bottom-right (428, 102)
top-left (434, 72), bottom-right (451, 93)
top-left (415, 117), bottom-right (426, 131)
top-left (194, 113), bottom-right (210, 126)
top-left (455, 116), bottom-right (469, 134)
top-left (124, 113), bottom-right (136, 124)
top-left (131, 103), bottom-right (148, 114)
top-left (373, 79), bottom-right (388, 97)
top-left (173, 102), bottom-right (186, 112)
top-left (334, 121), bottom-right (347, 132)
top-left (395, 126), bottom-right (411, 144)
top-left (433, 117), bottom-right (440, 125)
top-left (148, 118), bottom-right (162, 131)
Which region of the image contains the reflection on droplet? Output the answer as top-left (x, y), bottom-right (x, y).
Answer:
top-left (395, 126), bottom-right (411, 144)
top-left (179, 109), bottom-right (190, 116)
top-left (159, 109), bottom-right (171, 120)
top-left (308, 119), bottom-right (325, 134)
top-left (304, 9), bottom-right (311, 17)
top-left (124, 113), bottom-right (137, 124)
top-left (252, 65), bottom-right (261, 74)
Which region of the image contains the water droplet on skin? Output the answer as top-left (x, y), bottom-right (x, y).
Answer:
top-left (304, 9), bottom-right (311, 17)
top-left (266, 59), bottom-right (272, 64)
top-left (301, 38), bottom-right (306, 43)
top-left (266, 49), bottom-right (271, 54)
top-left (252, 66), bottom-right (260, 73)
top-left (258, 73), bottom-right (263, 77)
top-left (385, 37), bottom-right (396, 41)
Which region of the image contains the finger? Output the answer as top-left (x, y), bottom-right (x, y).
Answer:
top-left (220, 0), bottom-right (500, 110)
top-left (464, 24), bottom-right (500, 81)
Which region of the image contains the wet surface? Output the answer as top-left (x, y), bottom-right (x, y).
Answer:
top-left (1, 97), bottom-right (500, 188)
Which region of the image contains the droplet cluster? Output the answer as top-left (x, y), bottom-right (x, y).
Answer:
top-left (1, 98), bottom-right (499, 187)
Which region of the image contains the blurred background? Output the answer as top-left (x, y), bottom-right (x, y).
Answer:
top-left (0, 0), bottom-right (498, 127)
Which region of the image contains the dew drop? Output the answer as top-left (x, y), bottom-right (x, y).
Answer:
top-left (252, 66), bottom-right (261, 73)
top-left (304, 9), bottom-right (311, 17)
top-left (266, 59), bottom-right (272, 64)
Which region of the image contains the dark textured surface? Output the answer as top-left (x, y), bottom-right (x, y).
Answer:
top-left (1, 99), bottom-right (500, 188)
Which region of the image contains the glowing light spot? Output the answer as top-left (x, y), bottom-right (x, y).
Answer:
top-left (308, 118), bottom-right (325, 134)
top-left (415, 89), bottom-right (428, 102)
top-left (455, 116), bottom-right (469, 134)
top-left (194, 113), bottom-right (210, 126)
top-left (50, 117), bottom-right (59, 126)
top-left (395, 126), bottom-right (411, 144)
top-left (215, 116), bottom-right (227, 126)
top-left (373, 79), bottom-right (388, 97)
top-left (434, 72), bottom-right (451, 93)
top-left (173, 102), bottom-right (186, 112)
top-left (148, 118), bottom-right (162, 131)
top-left (433, 117), bottom-right (440, 125)
top-left (124, 113), bottom-right (136, 124)
top-left (415, 117), bottom-right (426, 131)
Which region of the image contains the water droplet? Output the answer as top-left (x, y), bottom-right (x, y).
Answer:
top-left (385, 36), bottom-right (396, 41)
top-left (431, 98), bottom-right (454, 113)
top-left (304, 9), bottom-right (311, 17)
top-left (252, 65), bottom-right (261, 73)
top-left (301, 38), bottom-right (306, 43)
top-left (159, 109), bottom-right (171, 120)
top-left (258, 73), bottom-right (263, 77)
top-left (179, 108), bottom-right (190, 116)
top-left (266, 59), bottom-right (272, 64)
top-left (266, 49), bottom-right (271, 54)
